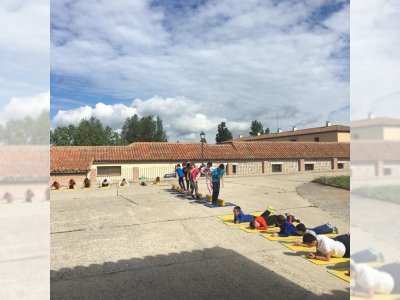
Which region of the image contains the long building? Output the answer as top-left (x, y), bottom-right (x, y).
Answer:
top-left (50, 141), bottom-right (350, 186)
top-left (224, 123), bottom-right (350, 143)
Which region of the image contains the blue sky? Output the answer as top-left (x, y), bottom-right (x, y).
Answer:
top-left (50, 0), bottom-right (350, 141)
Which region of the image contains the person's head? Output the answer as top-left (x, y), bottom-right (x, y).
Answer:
top-left (276, 215), bottom-right (286, 226)
top-left (186, 163), bottom-right (191, 168)
top-left (207, 161), bottom-right (212, 167)
top-left (103, 179), bottom-right (107, 183)
top-left (156, 176), bottom-right (160, 182)
top-left (250, 219), bottom-right (259, 229)
top-left (218, 164), bottom-right (225, 170)
top-left (302, 233), bottom-right (317, 246)
top-left (122, 178), bottom-right (126, 182)
top-left (177, 164), bottom-right (181, 167)
top-left (295, 223), bottom-right (307, 235)
top-left (233, 206), bottom-right (241, 216)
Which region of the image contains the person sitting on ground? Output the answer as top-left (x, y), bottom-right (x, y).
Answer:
top-left (25, 189), bottom-right (34, 202)
top-left (140, 181), bottom-right (147, 186)
top-left (293, 222), bottom-right (338, 246)
top-left (3, 192), bottom-right (14, 203)
top-left (271, 215), bottom-right (301, 237)
top-left (233, 206), bottom-right (255, 224)
top-left (302, 233), bottom-right (350, 261)
top-left (119, 178), bottom-right (129, 187)
top-left (249, 207), bottom-right (277, 230)
top-left (350, 260), bottom-right (400, 297)
top-left (102, 178), bottom-right (111, 187)
top-left (51, 181), bottom-right (61, 190)
top-left (83, 177), bottom-right (91, 188)
top-left (68, 179), bottom-right (76, 189)
top-left (153, 177), bottom-right (161, 185)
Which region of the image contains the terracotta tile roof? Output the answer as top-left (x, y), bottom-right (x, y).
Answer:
top-left (351, 117), bottom-right (400, 128)
top-left (51, 142), bottom-right (349, 173)
top-left (225, 125), bottom-right (350, 142)
top-left (352, 141), bottom-right (400, 161)
top-left (0, 146), bottom-right (49, 182)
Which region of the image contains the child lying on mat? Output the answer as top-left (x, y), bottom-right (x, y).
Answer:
top-left (270, 215), bottom-right (301, 237)
top-left (233, 206), bottom-right (254, 224)
top-left (292, 223), bottom-right (338, 246)
top-left (350, 260), bottom-right (400, 298)
top-left (249, 208), bottom-right (299, 231)
top-left (303, 233), bottom-right (350, 261)
top-left (249, 207), bottom-right (277, 230)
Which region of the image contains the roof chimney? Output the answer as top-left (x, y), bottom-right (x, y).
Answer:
top-left (326, 121), bottom-right (331, 127)
top-left (368, 112), bottom-right (375, 119)
top-left (292, 125), bottom-right (297, 131)
top-left (277, 128), bottom-right (282, 133)
top-left (257, 132), bottom-right (261, 136)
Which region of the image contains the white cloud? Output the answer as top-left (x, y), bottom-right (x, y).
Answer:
top-left (0, 0), bottom-right (49, 105)
top-left (351, 0), bottom-right (400, 120)
top-left (0, 91), bottom-right (49, 124)
top-left (51, 0), bottom-right (350, 138)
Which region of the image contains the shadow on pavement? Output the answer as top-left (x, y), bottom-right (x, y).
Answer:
top-left (51, 247), bottom-right (348, 299)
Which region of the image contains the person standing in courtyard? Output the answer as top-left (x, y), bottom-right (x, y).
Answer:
top-left (175, 164), bottom-right (185, 190)
top-left (211, 164), bottom-right (225, 206)
top-left (201, 161), bottom-right (214, 196)
top-left (190, 163), bottom-right (200, 199)
top-left (182, 162), bottom-right (190, 191)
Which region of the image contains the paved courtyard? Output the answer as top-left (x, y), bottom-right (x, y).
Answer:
top-left (51, 171), bottom-right (350, 299)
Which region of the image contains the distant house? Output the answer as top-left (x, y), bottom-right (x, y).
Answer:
top-left (0, 146), bottom-right (49, 201)
top-left (351, 141), bottom-right (400, 178)
top-left (50, 141), bottom-right (350, 185)
top-left (351, 115), bottom-right (400, 141)
top-left (223, 122), bottom-right (350, 143)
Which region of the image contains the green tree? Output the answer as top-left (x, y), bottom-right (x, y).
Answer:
top-left (249, 119), bottom-right (264, 136)
top-left (155, 116), bottom-right (168, 142)
top-left (121, 114), bottom-right (168, 144)
top-left (215, 122), bottom-right (233, 144)
top-left (50, 124), bottom-right (76, 145)
top-left (0, 110), bottom-right (49, 144)
top-left (265, 127), bottom-right (270, 134)
top-left (121, 114), bottom-right (141, 144)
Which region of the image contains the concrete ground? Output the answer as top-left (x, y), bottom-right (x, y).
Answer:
top-left (51, 171), bottom-right (350, 299)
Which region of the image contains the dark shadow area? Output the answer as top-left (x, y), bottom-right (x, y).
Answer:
top-left (166, 188), bottom-right (236, 208)
top-left (51, 247), bottom-right (348, 299)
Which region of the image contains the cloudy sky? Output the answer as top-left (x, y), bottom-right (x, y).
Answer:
top-left (51, 0), bottom-right (350, 142)
top-left (0, 0), bottom-right (49, 125)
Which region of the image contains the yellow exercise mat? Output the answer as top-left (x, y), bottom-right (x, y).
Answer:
top-left (303, 255), bottom-right (350, 265)
top-left (327, 269), bottom-right (350, 283)
top-left (261, 233), bottom-right (303, 241)
top-left (351, 295), bottom-right (400, 300)
top-left (279, 234), bottom-right (339, 249)
top-left (239, 224), bottom-right (280, 233)
top-left (217, 211), bottom-right (262, 226)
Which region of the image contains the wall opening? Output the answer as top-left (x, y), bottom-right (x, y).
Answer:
top-left (97, 166), bottom-right (122, 176)
top-left (305, 164), bottom-right (314, 171)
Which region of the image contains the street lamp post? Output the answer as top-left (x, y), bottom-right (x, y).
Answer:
top-left (200, 131), bottom-right (206, 167)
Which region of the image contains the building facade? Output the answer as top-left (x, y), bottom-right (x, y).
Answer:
top-left (50, 142), bottom-right (350, 186)
top-left (224, 123), bottom-right (350, 143)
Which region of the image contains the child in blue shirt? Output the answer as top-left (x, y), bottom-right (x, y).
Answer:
top-left (175, 164), bottom-right (185, 190)
top-left (211, 164), bottom-right (225, 206)
top-left (271, 215), bottom-right (300, 237)
top-left (233, 206), bottom-right (254, 224)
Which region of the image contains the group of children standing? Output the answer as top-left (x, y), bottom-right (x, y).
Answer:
top-left (175, 162), bottom-right (225, 206)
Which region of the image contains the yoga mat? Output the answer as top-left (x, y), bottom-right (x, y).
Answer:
top-left (279, 234), bottom-right (339, 249)
top-left (239, 225), bottom-right (280, 233)
top-left (262, 233), bottom-right (303, 241)
top-left (302, 255), bottom-right (350, 265)
top-left (204, 202), bottom-right (236, 208)
top-left (327, 269), bottom-right (350, 283)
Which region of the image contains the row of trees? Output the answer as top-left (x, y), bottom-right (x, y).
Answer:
top-left (50, 115), bottom-right (167, 146)
top-left (215, 120), bottom-right (270, 144)
top-left (50, 116), bottom-right (270, 146)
